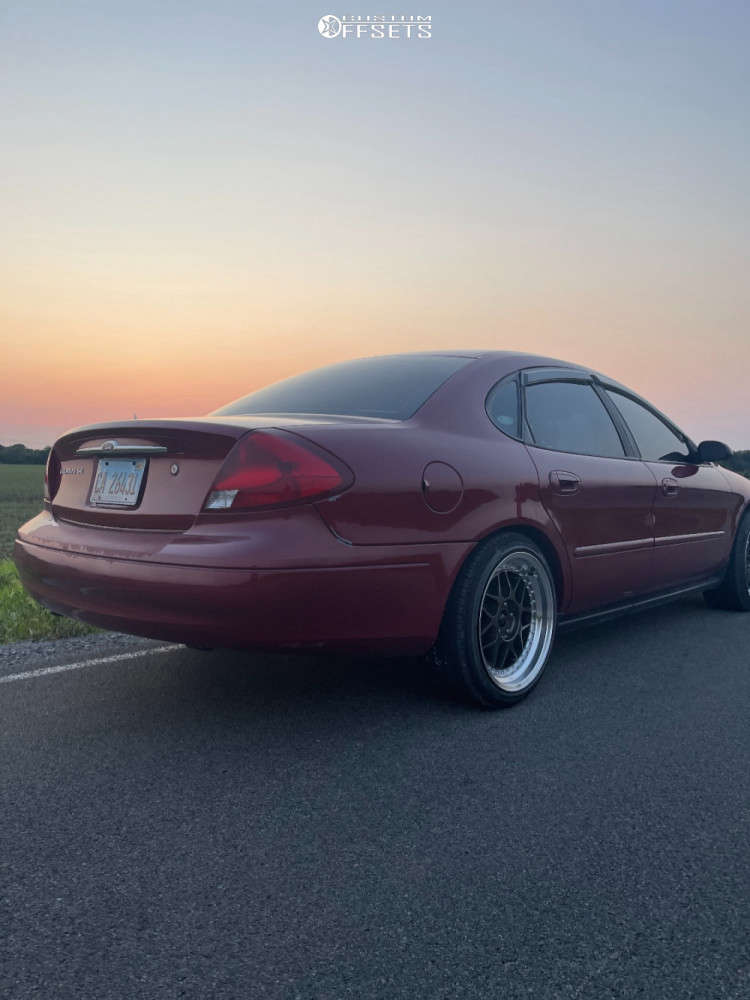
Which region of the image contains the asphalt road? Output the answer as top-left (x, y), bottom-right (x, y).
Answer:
top-left (1, 595), bottom-right (748, 1000)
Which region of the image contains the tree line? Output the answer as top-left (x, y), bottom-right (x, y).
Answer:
top-left (724, 450), bottom-right (750, 478)
top-left (0, 443), bottom-right (51, 465)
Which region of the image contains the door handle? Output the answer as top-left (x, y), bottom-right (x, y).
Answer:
top-left (661, 477), bottom-right (679, 497)
top-left (550, 470), bottom-right (581, 495)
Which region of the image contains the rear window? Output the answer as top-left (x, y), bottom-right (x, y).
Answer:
top-left (214, 355), bottom-right (471, 419)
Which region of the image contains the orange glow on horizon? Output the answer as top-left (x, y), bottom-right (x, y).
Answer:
top-left (3, 287), bottom-right (746, 449)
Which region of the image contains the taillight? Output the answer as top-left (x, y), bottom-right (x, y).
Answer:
top-left (203, 430), bottom-right (353, 511)
top-left (44, 449), bottom-right (61, 501)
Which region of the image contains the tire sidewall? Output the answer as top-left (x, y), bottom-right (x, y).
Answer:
top-left (452, 534), bottom-right (557, 706)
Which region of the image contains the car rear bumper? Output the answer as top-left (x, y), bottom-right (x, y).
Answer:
top-left (14, 515), bottom-right (468, 653)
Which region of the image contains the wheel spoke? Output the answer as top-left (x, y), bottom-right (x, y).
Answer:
top-left (477, 550), bottom-right (555, 693)
top-left (495, 640), bottom-right (512, 670)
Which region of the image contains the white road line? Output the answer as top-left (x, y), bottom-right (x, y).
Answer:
top-left (0, 644), bottom-right (183, 685)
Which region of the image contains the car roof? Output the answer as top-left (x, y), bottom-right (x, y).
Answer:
top-left (341, 349), bottom-right (583, 362)
top-left (345, 349), bottom-right (591, 372)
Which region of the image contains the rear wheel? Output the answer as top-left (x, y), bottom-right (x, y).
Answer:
top-left (432, 533), bottom-right (557, 707)
top-left (704, 512), bottom-right (750, 611)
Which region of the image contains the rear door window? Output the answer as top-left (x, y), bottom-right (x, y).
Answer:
top-left (525, 381), bottom-right (626, 458)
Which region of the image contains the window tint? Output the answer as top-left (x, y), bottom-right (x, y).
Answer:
top-left (486, 378), bottom-right (519, 437)
top-left (604, 391), bottom-right (690, 462)
top-left (214, 355), bottom-right (471, 420)
top-left (525, 382), bottom-right (625, 457)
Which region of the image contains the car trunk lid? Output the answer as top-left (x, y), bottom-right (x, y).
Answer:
top-left (50, 420), bottom-right (247, 530)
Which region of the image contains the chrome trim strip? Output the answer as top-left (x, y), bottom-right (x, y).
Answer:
top-left (654, 530), bottom-right (725, 546)
top-left (574, 537), bottom-right (653, 557)
top-left (76, 444), bottom-right (168, 455)
top-left (575, 529), bottom-right (726, 557)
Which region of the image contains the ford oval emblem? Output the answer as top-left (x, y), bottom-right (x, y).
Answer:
top-left (101, 440), bottom-right (117, 451)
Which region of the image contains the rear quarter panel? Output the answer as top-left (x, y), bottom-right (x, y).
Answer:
top-left (313, 424), bottom-right (545, 546)
top-left (307, 354), bottom-right (574, 604)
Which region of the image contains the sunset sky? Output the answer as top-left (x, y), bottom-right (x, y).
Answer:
top-left (2, 1), bottom-right (749, 448)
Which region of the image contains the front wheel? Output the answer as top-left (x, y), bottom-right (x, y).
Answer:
top-left (704, 512), bottom-right (750, 612)
top-left (432, 533), bottom-right (557, 707)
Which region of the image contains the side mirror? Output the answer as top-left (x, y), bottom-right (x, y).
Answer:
top-left (696, 440), bottom-right (732, 463)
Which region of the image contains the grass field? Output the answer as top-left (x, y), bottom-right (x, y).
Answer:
top-left (0, 464), bottom-right (96, 642)
top-left (0, 463), bottom-right (45, 559)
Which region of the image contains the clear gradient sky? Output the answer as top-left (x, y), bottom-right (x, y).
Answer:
top-left (2, 1), bottom-right (749, 448)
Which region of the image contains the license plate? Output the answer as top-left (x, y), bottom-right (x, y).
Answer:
top-left (90, 458), bottom-right (146, 507)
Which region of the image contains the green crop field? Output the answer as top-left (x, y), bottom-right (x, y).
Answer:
top-left (0, 464), bottom-right (96, 642)
top-left (0, 463), bottom-right (44, 559)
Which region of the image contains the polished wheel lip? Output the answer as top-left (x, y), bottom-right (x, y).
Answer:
top-left (477, 550), bottom-right (555, 693)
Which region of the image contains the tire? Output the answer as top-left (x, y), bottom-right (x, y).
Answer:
top-left (704, 512), bottom-right (750, 612)
top-left (432, 532), bottom-right (557, 707)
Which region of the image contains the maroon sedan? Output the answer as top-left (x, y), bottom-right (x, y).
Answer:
top-left (15, 352), bottom-right (750, 706)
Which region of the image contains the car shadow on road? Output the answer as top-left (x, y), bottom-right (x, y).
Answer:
top-left (135, 592), bottom-right (738, 726)
top-left (4, 591), bottom-right (747, 827)
top-left (7, 592), bottom-right (741, 753)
